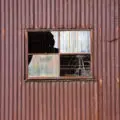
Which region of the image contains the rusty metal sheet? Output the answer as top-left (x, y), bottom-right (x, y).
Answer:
top-left (0, 0), bottom-right (119, 120)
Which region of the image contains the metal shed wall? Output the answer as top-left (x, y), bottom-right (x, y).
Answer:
top-left (0, 0), bottom-right (119, 120)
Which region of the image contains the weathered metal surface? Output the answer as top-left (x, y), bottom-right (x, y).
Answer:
top-left (0, 0), bottom-right (119, 120)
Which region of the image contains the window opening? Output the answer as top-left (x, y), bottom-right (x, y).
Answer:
top-left (27, 31), bottom-right (91, 79)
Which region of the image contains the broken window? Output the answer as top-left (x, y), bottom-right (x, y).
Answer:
top-left (26, 30), bottom-right (92, 79)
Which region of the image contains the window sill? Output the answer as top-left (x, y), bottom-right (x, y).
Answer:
top-left (25, 76), bottom-right (95, 82)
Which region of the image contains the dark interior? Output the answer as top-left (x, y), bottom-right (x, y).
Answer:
top-left (28, 32), bottom-right (59, 53)
top-left (60, 54), bottom-right (90, 76)
top-left (28, 31), bottom-right (59, 64)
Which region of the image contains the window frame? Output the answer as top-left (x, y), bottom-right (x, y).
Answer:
top-left (24, 29), bottom-right (94, 80)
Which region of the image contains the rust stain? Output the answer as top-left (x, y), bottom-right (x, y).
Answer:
top-left (117, 77), bottom-right (119, 84)
top-left (99, 79), bottom-right (102, 87)
top-left (2, 29), bottom-right (5, 38)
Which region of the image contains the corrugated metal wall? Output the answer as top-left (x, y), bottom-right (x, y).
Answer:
top-left (0, 0), bottom-right (119, 120)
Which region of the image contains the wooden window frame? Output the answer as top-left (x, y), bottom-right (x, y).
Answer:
top-left (24, 29), bottom-right (94, 81)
